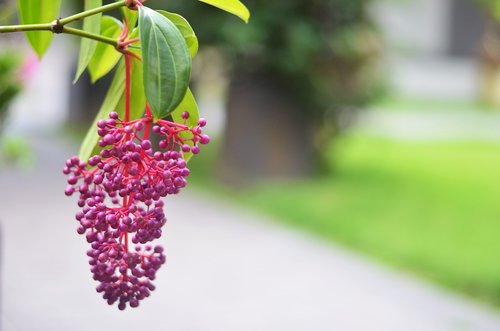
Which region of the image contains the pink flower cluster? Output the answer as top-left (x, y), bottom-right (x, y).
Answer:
top-left (64, 111), bottom-right (209, 309)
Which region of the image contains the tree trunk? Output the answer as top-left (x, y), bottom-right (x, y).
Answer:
top-left (218, 72), bottom-right (315, 185)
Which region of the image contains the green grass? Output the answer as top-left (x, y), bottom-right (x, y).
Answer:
top-left (190, 135), bottom-right (500, 305)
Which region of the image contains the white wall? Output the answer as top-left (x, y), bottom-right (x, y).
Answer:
top-left (371, 0), bottom-right (452, 57)
top-left (371, 0), bottom-right (479, 101)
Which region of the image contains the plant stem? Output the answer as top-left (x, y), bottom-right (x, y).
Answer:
top-left (0, 23), bottom-right (51, 33)
top-left (0, 23), bottom-right (118, 47)
top-left (63, 26), bottom-right (118, 47)
top-left (59, 0), bottom-right (127, 25)
top-left (0, 0), bottom-right (128, 45)
top-left (125, 55), bottom-right (132, 122)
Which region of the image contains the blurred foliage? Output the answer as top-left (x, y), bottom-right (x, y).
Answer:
top-left (0, 1), bottom-right (32, 168)
top-left (158, 0), bottom-right (383, 117)
top-left (0, 52), bottom-right (30, 167)
top-left (0, 1), bottom-right (22, 129)
top-left (477, 0), bottom-right (500, 21)
top-left (0, 51), bottom-right (22, 129)
top-left (0, 0), bottom-right (16, 24)
top-left (0, 135), bottom-right (34, 168)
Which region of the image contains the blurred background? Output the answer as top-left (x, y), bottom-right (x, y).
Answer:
top-left (2, 0), bottom-right (500, 330)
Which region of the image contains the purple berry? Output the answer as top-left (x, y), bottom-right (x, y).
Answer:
top-left (64, 112), bottom-right (209, 310)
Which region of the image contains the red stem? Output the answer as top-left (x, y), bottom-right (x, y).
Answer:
top-left (144, 121), bottom-right (151, 140)
top-left (119, 20), bottom-right (129, 42)
top-left (124, 54), bottom-right (132, 122)
top-left (143, 104), bottom-right (152, 140)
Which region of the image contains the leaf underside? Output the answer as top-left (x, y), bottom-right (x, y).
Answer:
top-left (157, 10), bottom-right (199, 59)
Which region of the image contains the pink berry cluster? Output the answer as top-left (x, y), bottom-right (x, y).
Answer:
top-left (64, 111), bottom-right (209, 310)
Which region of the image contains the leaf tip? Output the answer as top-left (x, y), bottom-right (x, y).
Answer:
top-left (73, 72), bottom-right (82, 85)
top-left (34, 48), bottom-right (45, 60)
top-left (242, 11), bottom-right (250, 23)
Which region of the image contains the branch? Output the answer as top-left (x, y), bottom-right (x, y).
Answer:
top-left (0, 1), bottom-right (129, 46)
top-left (63, 26), bottom-right (118, 47)
top-left (0, 0), bottom-right (128, 35)
top-left (0, 23), bottom-right (51, 33)
top-left (59, 1), bottom-right (127, 25)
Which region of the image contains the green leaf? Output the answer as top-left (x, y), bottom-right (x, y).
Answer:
top-left (139, 6), bottom-right (192, 120)
top-left (17, 0), bottom-right (61, 58)
top-left (197, 0), bottom-right (249, 23)
top-left (157, 10), bottom-right (198, 58)
top-left (74, 0), bottom-right (103, 83)
top-left (171, 88), bottom-right (199, 162)
top-left (88, 16), bottom-right (123, 83)
top-left (79, 60), bottom-right (125, 161)
top-left (79, 57), bottom-right (146, 160)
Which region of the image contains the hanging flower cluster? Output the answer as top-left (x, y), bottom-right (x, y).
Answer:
top-left (64, 109), bottom-right (209, 310)
top-left (0, 0), bottom-right (248, 313)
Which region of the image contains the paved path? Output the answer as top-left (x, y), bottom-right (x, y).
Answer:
top-left (2, 136), bottom-right (500, 331)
